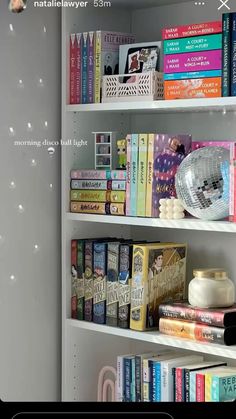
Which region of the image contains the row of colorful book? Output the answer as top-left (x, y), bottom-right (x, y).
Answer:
top-left (69, 31), bottom-right (135, 104)
top-left (71, 239), bottom-right (187, 330)
top-left (70, 169), bottom-right (126, 215)
top-left (159, 301), bottom-right (236, 346)
top-left (116, 350), bottom-right (236, 402)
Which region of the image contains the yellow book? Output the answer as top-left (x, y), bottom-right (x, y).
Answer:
top-left (205, 373), bottom-right (212, 402)
top-left (145, 134), bottom-right (154, 217)
top-left (130, 242), bottom-right (187, 331)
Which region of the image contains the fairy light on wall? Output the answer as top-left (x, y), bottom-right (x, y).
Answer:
top-left (9, 126), bottom-right (15, 136)
top-left (18, 204), bottom-right (25, 213)
top-left (9, 181), bottom-right (16, 189)
top-left (31, 159), bottom-right (37, 167)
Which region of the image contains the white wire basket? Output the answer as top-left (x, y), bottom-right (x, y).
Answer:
top-left (102, 71), bottom-right (164, 102)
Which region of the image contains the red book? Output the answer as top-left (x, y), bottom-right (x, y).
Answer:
top-left (196, 373), bottom-right (205, 402)
top-left (175, 368), bottom-right (183, 402)
top-left (162, 21), bottom-right (222, 40)
top-left (71, 240), bottom-right (77, 319)
top-left (70, 34), bottom-right (77, 104)
top-left (75, 33), bottom-right (82, 104)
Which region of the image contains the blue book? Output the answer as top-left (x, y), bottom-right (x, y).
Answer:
top-left (131, 357), bottom-right (136, 402)
top-left (155, 362), bottom-right (161, 402)
top-left (231, 13), bottom-right (236, 96)
top-left (130, 134), bottom-right (138, 217)
top-left (164, 70), bottom-right (222, 81)
top-left (82, 32), bottom-right (88, 104)
top-left (222, 13), bottom-right (231, 97)
top-left (93, 242), bottom-right (107, 324)
top-left (124, 356), bottom-right (134, 402)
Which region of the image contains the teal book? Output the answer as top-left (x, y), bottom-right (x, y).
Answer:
top-left (212, 370), bottom-right (236, 401)
top-left (130, 134), bottom-right (138, 217)
top-left (222, 13), bottom-right (231, 97)
top-left (164, 33), bottom-right (222, 54)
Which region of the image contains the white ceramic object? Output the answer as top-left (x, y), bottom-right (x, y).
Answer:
top-left (159, 198), bottom-right (185, 219)
top-left (188, 269), bottom-right (235, 308)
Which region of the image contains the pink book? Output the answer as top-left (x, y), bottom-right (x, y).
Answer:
top-left (70, 34), bottom-right (77, 104)
top-left (196, 373), bottom-right (205, 402)
top-left (164, 50), bottom-right (222, 74)
top-left (125, 134), bottom-right (131, 216)
top-left (192, 141), bottom-right (231, 151)
top-left (75, 33), bottom-right (82, 104)
top-left (230, 143), bottom-right (236, 222)
top-left (70, 169), bottom-right (111, 180)
top-left (162, 21), bottom-right (222, 40)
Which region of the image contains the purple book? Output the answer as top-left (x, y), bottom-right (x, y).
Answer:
top-left (152, 134), bottom-right (192, 217)
top-left (88, 31), bottom-right (94, 104)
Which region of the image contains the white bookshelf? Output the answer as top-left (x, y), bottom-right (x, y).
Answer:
top-left (62, 0), bottom-right (236, 402)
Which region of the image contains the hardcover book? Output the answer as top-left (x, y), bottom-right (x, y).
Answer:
top-left (84, 240), bottom-right (93, 322)
top-left (70, 34), bottom-right (77, 104)
top-left (164, 78), bottom-right (222, 100)
top-left (82, 32), bottom-right (88, 104)
top-left (71, 239), bottom-right (77, 319)
top-left (106, 242), bottom-right (120, 327)
top-left (164, 50), bottom-right (222, 74)
top-left (118, 243), bottom-right (131, 329)
top-left (88, 31), bottom-right (94, 103)
top-left (93, 242), bottom-right (107, 324)
top-left (76, 240), bottom-right (85, 320)
top-left (130, 243), bottom-right (187, 331)
top-left (75, 33), bottom-right (82, 104)
top-left (222, 14), bottom-right (231, 97)
top-left (162, 21), bottom-right (222, 40)
top-left (164, 34), bottom-right (222, 55)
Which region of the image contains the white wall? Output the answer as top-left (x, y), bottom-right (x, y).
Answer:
top-left (0, 2), bottom-right (61, 401)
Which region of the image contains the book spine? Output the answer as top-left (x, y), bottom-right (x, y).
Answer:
top-left (118, 244), bottom-right (131, 329)
top-left (131, 358), bottom-right (136, 402)
top-left (126, 134), bottom-right (132, 216)
top-left (218, 375), bottom-right (236, 401)
top-left (70, 34), bottom-right (77, 104)
top-left (231, 13), bottom-right (236, 96)
top-left (88, 31), bottom-right (94, 104)
top-left (111, 170), bottom-right (127, 180)
top-left (222, 14), bottom-right (231, 97)
top-left (196, 373), bottom-right (205, 402)
top-left (75, 33), bottom-right (82, 104)
top-left (71, 169), bottom-right (111, 180)
top-left (106, 243), bottom-right (119, 327)
top-left (76, 240), bottom-right (85, 320)
top-left (162, 363), bottom-right (172, 402)
top-left (172, 367), bottom-right (176, 402)
top-left (130, 134), bottom-right (138, 217)
top-left (230, 143), bottom-right (235, 221)
top-left (112, 180), bottom-right (126, 191)
top-left (211, 377), bottom-right (220, 402)
top-left (143, 359), bottom-right (151, 402)
top-left (130, 245), bottom-right (147, 331)
top-left (145, 134), bottom-right (154, 217)
top-left (150, 360), bottom-right (155, 402)
top-left (95, 31), bottom-right (101, 103)
top-left (110, 191), bottom-right (126, 203)
top-left (71, 201), bottom-right (110, 215)
top-left (71, 180), bottom-right (110, 190)
top-left (175, 368), bottom-right (183, 402)
top-left (205, 373), bottom-right (212, 402)
top-left (164, 70), bottom-right (222, 81)
top-left (82, 32), bottom-right (88, 104)
top-left (71, 190), bottom-right (108, 202)
top-left (159, 304), bottom-right (225, 327)
top-left (164, 77), bottom-right (222, 100)
top-left (137, 134), bottom-right (148, 217)
top-left (155, 362), bottom-right (161, 402)
top-left (84, 240), bottom-right (93, 322)
top-left (190, 372), bottom-right (197, 402)
top-left (185, 370), bottom-right (190, 402)
top-left (162, 21), bottom-right (222, 40)
top-left (135, 356), bottom-right (142, 402)
top-left (93, 242), bottom-right (107, 324)
top-left (116, 356), bottom-right (124, 402)
top-left (71, 240), bottom-right (77, 319)
top-left (124, 358), bottom-right (132, 402)
top-left (164, 50), bottom-right (222, 73)
top-left (164, 34), bottom-right (222, 55)
top-left (110, 203), bottom-right (125, 216)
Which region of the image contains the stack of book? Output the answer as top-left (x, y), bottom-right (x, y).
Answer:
top-left (116, 350), bottom-right (236, 402)
top-left (222, 12), bottom-right (236, 97)
top-left (69, 31), bottom-right (135, 104)
top-left (162, 21), bottom-right (223, 99)
top-left (71, 239), bottom-right (187, 330)
top-left (158, 301), bottom-right (236, 346)
top-left (70, 169), bottom-right (126, 216)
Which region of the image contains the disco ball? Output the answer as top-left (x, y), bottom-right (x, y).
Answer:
top-left (175, 146), bottom-right (230, 221)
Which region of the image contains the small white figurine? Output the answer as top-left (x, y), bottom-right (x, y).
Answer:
top-left (159, 198), bottom-right (185, 219)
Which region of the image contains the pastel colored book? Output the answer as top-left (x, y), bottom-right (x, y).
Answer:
top-left (125, 134), bottom-right (132, 216)
top-left (82, 32), bottom-right (88, 104)
top-left (70, 169), bottom-right (111, 180)
top-left (210, 368), bottom-right (236, 402)
top-left (162, 21), bottom-right (222, 40)
top-left (137, 134), bottom-right (148, 217)
top-left (106, 242), bottom-right (120, 327)
top-left (75, 33), bottom-right (82, 104)
top-left (70, 190), bottom-right (108, 202)
top-left (70, 34), bottom-right (77, 104)
top-left (130, 243), bottom-right (187, 331)
top-left (111, 170), bottom-right (127, 180)
top-left (87, 31), bottom-right (95, 103)
top-left (164, 70), bottom-right (222, 81)
top-left (76, 240), bottom-right (85, 320)
top-left (222, 14), bottom-right (231, 97)
top-left (111, 180), bottom-right (126, 191)
top-left (230, 142), bottom-right (236, 222)
top-left (71, 201), bottom-right (110, 215)
top-left (130, 134), bottom-right (138, 217)
top-left (118, 243), bottom-right (131, 329)
top-left (145, 134), bottom-right (154, 217)
top-left (84, 240), bottom-right (93, 322)
top-left (164, 50), bottom-right (222, 73)
top-left (110, 191), bottom-right (126, 203)
top-left (192, 141), bottom-right (231, 151)
top-left (71, 179), bottom-right (111, 190)
top-left (164, 77), bottom-right (222, 100)
top-left (159, 301), bottom-right (236, 328)
top-left (71, 240), bottom-right (77, 319)
top-left (93, 242), bottom-right (107, 324)
top-left (195, 363), bottom-right (227, 402)
top-left (231, 13), bottom-right (236, 96)
top-left (151, 134), bottom-right (192, 217)
top-left (94, 31), bottom-right (135, 103)
top-left (110, 203), bottom-right (125, 216)
top-left (159, 318), bottom-right (236, 346)
top-left (164, 34), bottom-right (222, 55)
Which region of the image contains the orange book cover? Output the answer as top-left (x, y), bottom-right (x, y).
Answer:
top-left (164, 77), bottom-right (221, 100)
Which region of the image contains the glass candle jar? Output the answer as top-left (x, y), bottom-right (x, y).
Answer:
top-left (188, 269), bottom-right (235, 308)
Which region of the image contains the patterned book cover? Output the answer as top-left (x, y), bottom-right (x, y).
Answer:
top-left (145, 134), bottom-right (154, 217)
top-left (93, 242), bottom-right (107, 324)
top-left (71, 179), bottom-right (111, 190)
top-left (94, 31), bottom-right (135, 103)
top-left (106, 242), bottom-right (120, 327)
top-left (84, 240), bottom-right (93, 322)
top-left (118, 244), bottom-right (131, 329)
top-left (137, 134), bottom-right (148, 217)
top-left (152, 134), bottom-right (192, 217)
top-left (75, 33), bottom-right (82, 104)
top-left (112, 180), bottom-right (126, 191)
top-left (111, 170), bottom-right (127, 180)
top-left (82, 32), bottom-right (88, 104)
top-left (71, 201), bottom-right (110, 214)
top-left (231, 13), bottom-right (236, 96)
top-left (71, 190), bottom-right (108, 202)
top-left (70, 34), bottom-right (77, 104)
top-left (164, 78), bottom-right (222, 100)
top-left (130, 134), bottom-right (138, 217)
top-left (88, 31), bottom-right (94, 104)
top-left (130, 243), bottom-right (187, 331)
top-left (71, 240), bottom-right (77, 319)
top-left (110, 191), bottom-right (126, 203)
top-left (164, 70), bottom-right (222, 81)
top-left (164, 34), bottom-right (222, 55)
top-left (126, 134), bottom-right (132, 216)
top-left (164, 50), bottom-right (222, 73)
top-left (76, 240), bottom-right (85, 320)
top-left (71, 169), bottom-right (111, 180)
top-left (222, 14), bottom-right (231, 97)
top-left (162, 21), bottom-right (222, 40)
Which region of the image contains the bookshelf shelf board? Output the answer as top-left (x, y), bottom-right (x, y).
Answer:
top-left (67, 319), bottom-right (236, 360)
top-left (66, 97), bottom-right (236, 114)
top-left (66, 213), bottom-right (236, 233)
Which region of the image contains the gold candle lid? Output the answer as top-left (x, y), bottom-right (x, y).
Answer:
top-left (193, 269), bottom-right (228, 279)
